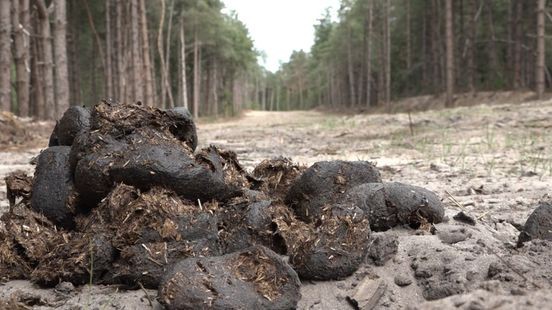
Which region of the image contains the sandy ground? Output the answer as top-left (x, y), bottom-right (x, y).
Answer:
top-left (1, 96), bottom-right (551, 309)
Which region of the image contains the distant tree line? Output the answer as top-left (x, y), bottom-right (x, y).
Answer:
top-left (0, 0), bottom-right (259, 120)
top-left (256, 0), bottom-right (549, 111)
top-left (1, 0), bottom-right (549, 120)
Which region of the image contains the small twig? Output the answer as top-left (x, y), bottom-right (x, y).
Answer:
top-left (444, 190), bottom-right (468, 211)
top-left (147, 256), bottom-right (164, 267)
top-left (477, 211), bottom-right (490, 220)
top-left (138, 282), bottom-right (154, 307)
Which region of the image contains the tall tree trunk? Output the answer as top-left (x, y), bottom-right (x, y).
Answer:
top-left (261, 79), bottom-right (266, 110)
top-left (139, 0), bottom-right (154, 106)
top-left (366, 0), bottom-right (373, 106)
top-left (406, 0), bottom-right (411, 71)
top-left (484, 0), bottom-right (500, 88)
top-left (536, 0), bottom-right (546, 99)
top-left (67, 0), bottom-right (81, 105)
top-left (13, 0), bottom-right (31, 117)
top-left (164, 0), bottom-right (175, 108)
top-left (179, 17), bottom-right (188, 109)
top-left (157, 0), bottom-right (174, 108)
top-left (212, 59), bottom-right (218, 116)
top-left (157, 0), bottom-right (167, 107)
top-left (513, 0), bottom-right (523, 89)
top-left (36, 0), bottom-right (55, 120)
top-left (204, 62), bottom-right (211, 114)
top-left (130, 0), bottom-right (143, 103)
top-left (0, 0), bottom-right (11, 112)
top-left (193, 30), bottom-right (200, 118)
top-left (83, 0), bottom-right (106, 98)
top-left (105, 0), bottom-right (113, 97)
top-left (384, 0), bottom-right (391, 107)
top-left (445, 0), bottom-right (455, 107)
top-left (31, 27), bottom-right (44, 120)
top-left (116, 0), bottom-right (125, 101)
top-left (466, 0), bottom-right (478, 93)
top-left (347, 26), bottom-right (356, 107)
top-left (53, 0), bottom-right (69, 117)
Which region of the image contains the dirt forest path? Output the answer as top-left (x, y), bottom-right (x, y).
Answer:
top-left (1, 99), bottom-right (552, 308)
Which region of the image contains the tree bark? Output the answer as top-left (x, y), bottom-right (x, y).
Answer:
top-left (31, 27), bottom-right (44, 120)
top-left (366, 0), bottom-right (373, 106)
top-left (13, 0), bottom-right (31, 117)
top-left (384, 0), bottom-right (391, 107)
top-left (179, 17), bottom-right (188, 109)
top-left (445, 0), bottom-right (455, 107)
top-left (130, 0), bottom-right (143, 103)
top-left (139, 0), bottom-right (154, 106)
top-left (466, 0), bottom-right (479, 93)
top-left (164, 0), bottom-right (175, 108)
top-left (212, 59), bottom-right (218, 115)
top-left (484, 0), bottom-right (500, 88)
top-left (36, 0), bottom-right (56, 120)
top-left (53, 0), bottom-right (69, 117)
top-left (513, 0), bottom-right (523, 89)
top-left (406, 0), bottom-right (411, 71)
top-left (536, 0), bottom-right (546, 99)
top-left (83, 0), bottom-right (107, 97)
top-left (0, 0), bottom-right (11, 112)
top-left (105, 0), bottom-right (113, 97)
top-left (347, 26), bottom-right (356, 107)
top-left (116, 0), bottom-right (125, 101)
top-left (193, 30), bottom-right (200, 118)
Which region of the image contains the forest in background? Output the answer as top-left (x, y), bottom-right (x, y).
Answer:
top-left (268, 0), bottom-right (549, 111)
top-left (0, 0), bottom-right (259, 120)
top-left (0, 0), bottom-right (549, 120)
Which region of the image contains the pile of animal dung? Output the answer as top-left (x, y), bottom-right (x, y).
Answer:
top-left (2, 100), bottom-right (449, 308)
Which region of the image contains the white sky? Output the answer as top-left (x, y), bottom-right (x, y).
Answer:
top-left (223, 0), bottom-right (340, 72)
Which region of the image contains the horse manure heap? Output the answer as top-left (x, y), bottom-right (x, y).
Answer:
top-left (8, 99), bottom-right (527, 309)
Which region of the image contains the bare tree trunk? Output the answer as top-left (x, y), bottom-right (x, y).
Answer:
top-left (0, 0), bottom-right (11, 112)
top-left (139, 0), bottom-right (154, 106)
top-left (212, 59), bottom-right (218, 116)
top-left (164, 0), bottom-right (175, 108)
top-left (83, 0), bottom-right (106, 96)
top-left (204, 62), bottom-right (211, 114)
top-left (193, 30), bottom-right (200, 118)
top-left (269, 87), bottom-right (275, 111)
top-left (157, 0), bottom-right (173, 108)
top-left (347, 26), bottom-right (356, 107)
top-left (157, 0), bottom-right (166, 107)
top-left (445, 0), bottom-right (455, 107)
top-left (275, 78), bottom-right (280, 111)
top-left (536, 0), bottom-right (546, 99)
top-left (13, 0), bottom-right (31, 116)
top-left (467, 0), bottom-right (477, 93)
top-left (298, 78), bottom-right (304, 109)
top-left (105, 0), bottom-right (113, 97)
top-left (513, 0), bottom-right (522, 89)
top-left (179, 17), bottom-right (188, 109)
top-left (53, 0), bottom-right (69, 117)
top-left (406, 0), bottom-right (411, 71)
top-left (384, 0), bottom-right (391, 107)
top-left (484, 0), bottom-right (500, 88)
top-left (129, 0), bottom-right (143, 103)
top-left (116, 0), bottom-right (125, 101)
top-left (31, 27), bottom-right (44, 119)
top-left (261, 78), bottom-right (266, 110)
top-left (366, 0), bottom-right (373, 106)
top-left (36, 0), bottom-right (55, 120)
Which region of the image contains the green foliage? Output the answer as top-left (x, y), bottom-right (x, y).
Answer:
top-left (260, 0), bottom-right (546, 111)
